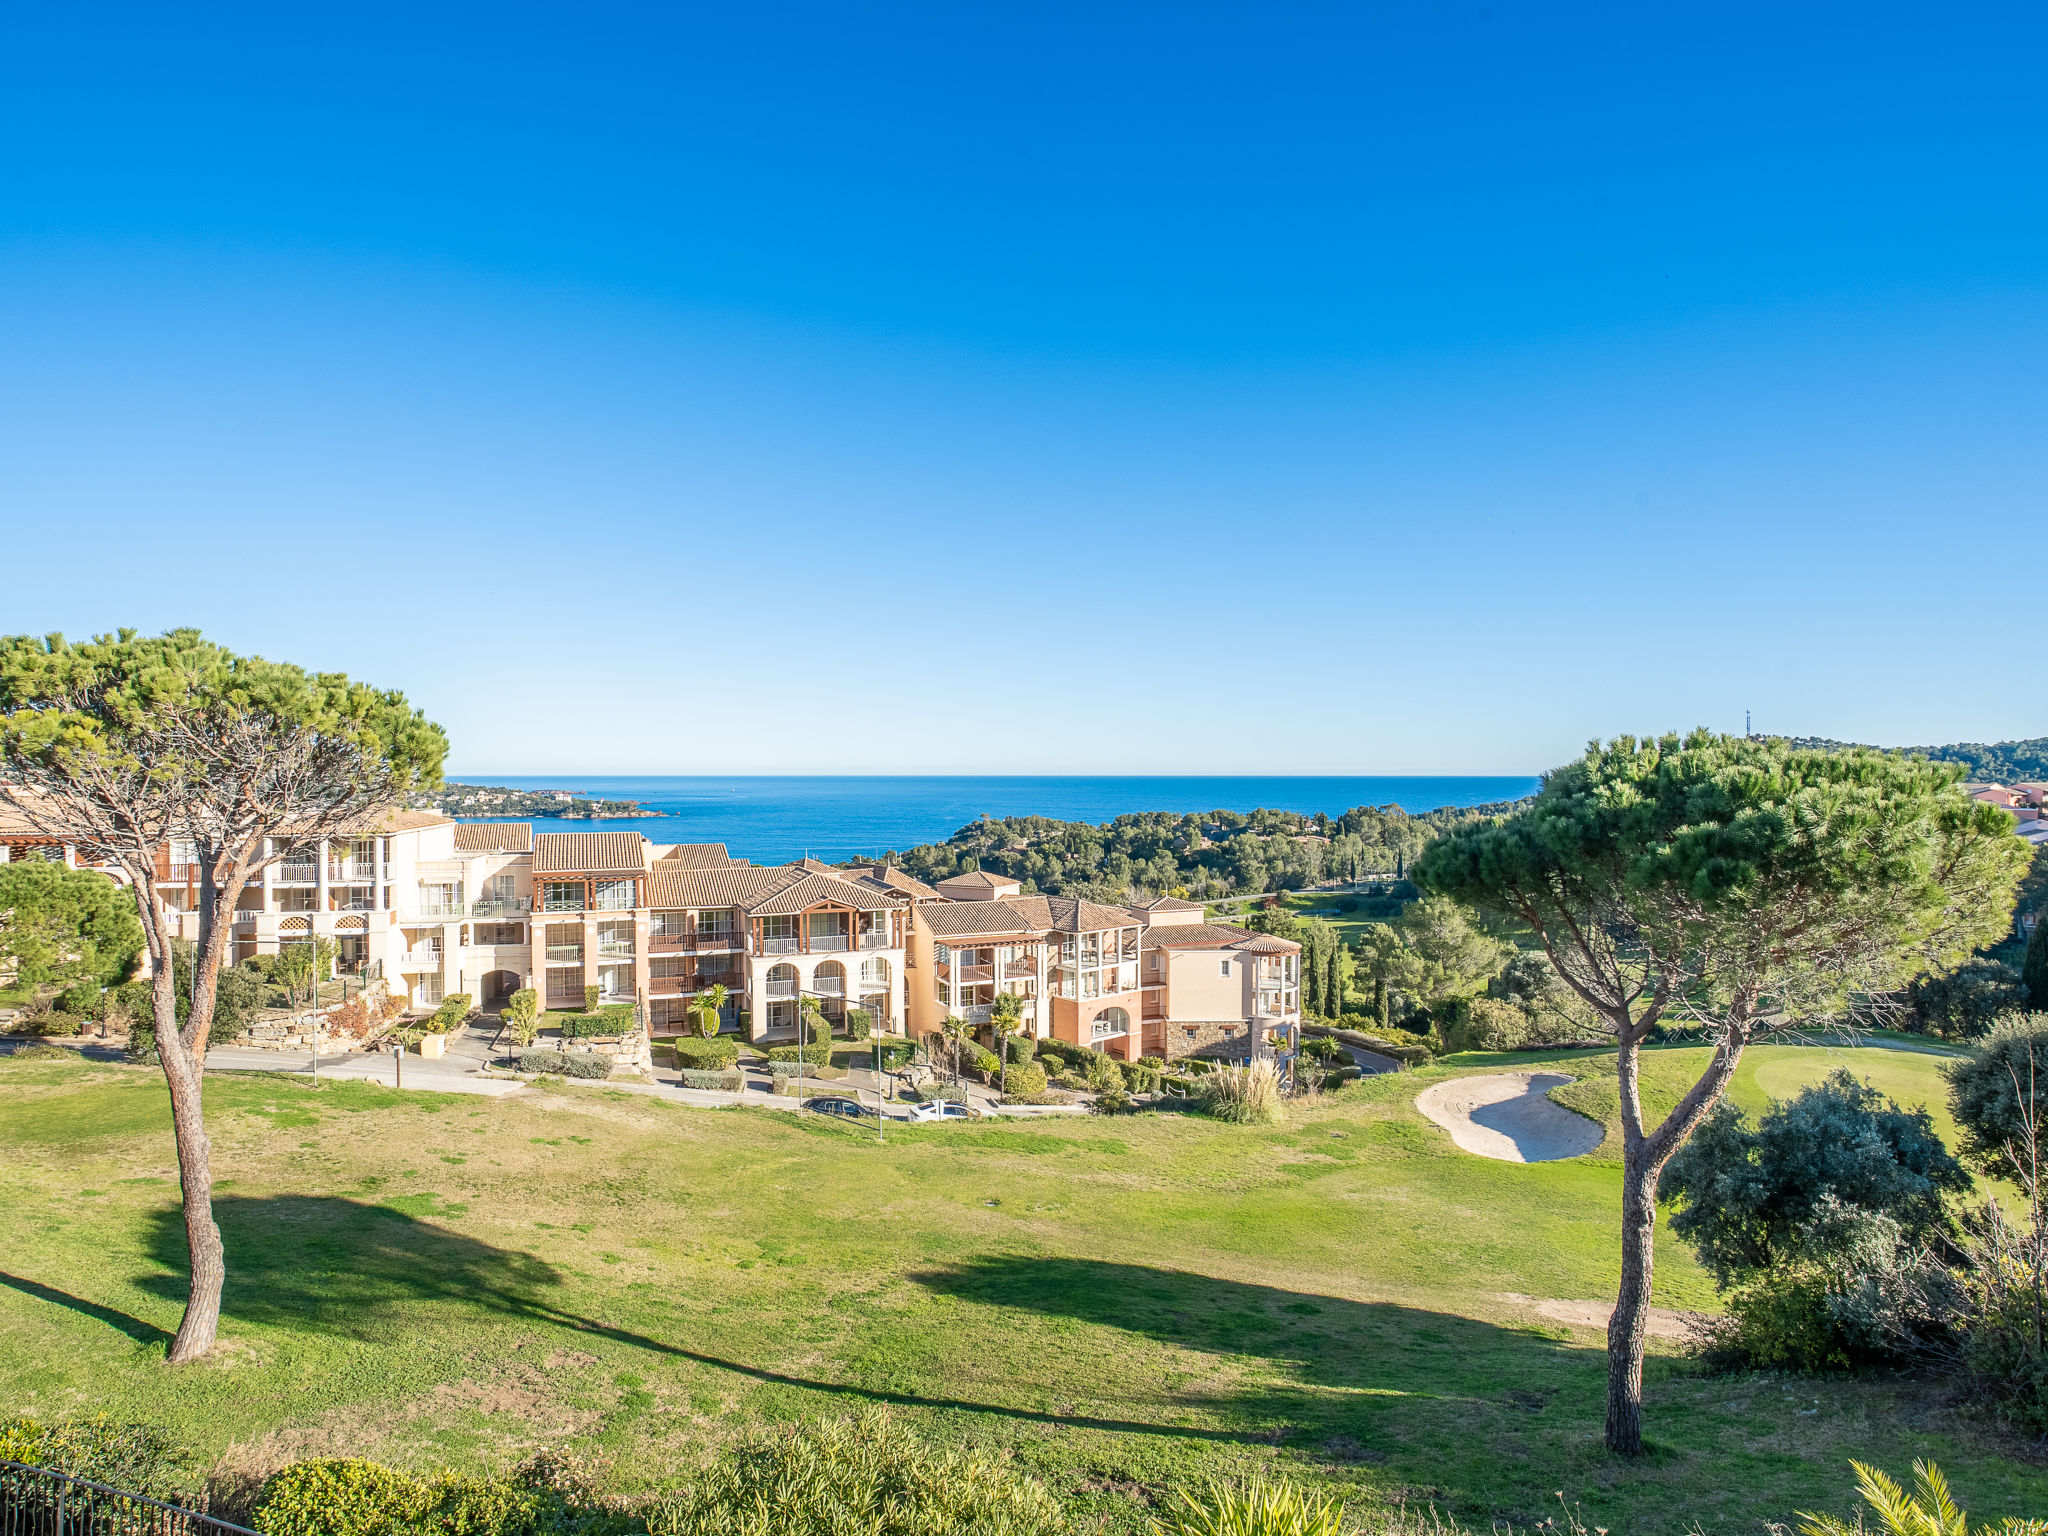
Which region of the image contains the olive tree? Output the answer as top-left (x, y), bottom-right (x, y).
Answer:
top-left (0, 629), bottom-right (444, 1363)
top-left (1414, 731), bottom-right (2026, 1453)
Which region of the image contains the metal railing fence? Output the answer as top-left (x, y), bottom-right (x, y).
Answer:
top-left (0, 1460), bottom-right (261, 1536)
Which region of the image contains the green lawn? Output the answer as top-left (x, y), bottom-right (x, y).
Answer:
top-left (1, 1043), bottom-right (2042, 1533)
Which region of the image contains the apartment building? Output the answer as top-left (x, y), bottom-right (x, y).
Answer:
top-left (904, 880), bottom-right (1300, 1064)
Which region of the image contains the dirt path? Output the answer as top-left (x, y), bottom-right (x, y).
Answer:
top-left (1498, 1293), bottom-right (1697, 1340)
top-left (1414, 1071), bottom-right (1603, 1162)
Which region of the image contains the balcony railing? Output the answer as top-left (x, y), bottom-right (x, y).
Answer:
top-left (330, 899), bottom-right (377, 913)
top-left (168, 861), bottom-right (201, 881)
top-left (399, 949), bottom-right (443, 969)
top-left (860, 931), bottom-right (891, 950)
top-left (808, 933), bottom-right (850, 952)
top-left (597, 941), bottom-right (634, 958)
top-left (414, 903), bottom-right (464, 919)
top-left (545, 945), bottom-right (583, 963)
top-left (811, 976), bottom-right (845, 996)
top-left (541, 896), bottom-right (585, 913)
top-left (472, 898), bottom-right (525, 918)
top-left (277, 863), bottom-right (317, 883)
top-left (763, 978), bottom-right (798, 999)
top-left (760, 936), bottom-right (799, 956)
top-left (695, 929), bottom-right (738, 948)
top-left (327, 865), bottom-right (376, 884)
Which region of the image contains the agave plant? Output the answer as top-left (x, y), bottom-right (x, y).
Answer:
top-left (1798, 1460), bottom-right (2048, 1536)
top-left (1151, 1475), bottom-right (1353, 1536)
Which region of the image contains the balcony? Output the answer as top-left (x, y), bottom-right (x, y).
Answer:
top-left (327, 864), bottom-right (376, 884)
top-left (398, 949), bottom-right (443, 969)
top-left (760, 936), bottom-right (799, 956)
top-left (168, 862), bottom-right (201, 882)
top-left (414, 904), bottom-right (465, 920)
top-left (277, 863), bottom-right (317, 884)
top-left (860, 931), bottom-right (891, 950)
top-left (1004, 960), bottom-right (1037, 978)
top-left (695, 929), bottom-right (738, 949)
top-left (545, 944), bottom-right (584, 964)
top-left (807, 932), bottom-right (850, 953)
top-left (811, 974), bottom-right (845, 997)
top-left (597, 941), bottom-right (635, 958)
top-left (330, 898), bottom-right (377, 914)
top-left (763, 977), bottom-right (798, 999)
top-left (649, 977), bottom-right (687, 997)
top-left (472, 898), bottom-right (525, 918)
top-left (648, 932), bottom-right (690, 953)
top-left (541, 895), bottom-right (585, 913)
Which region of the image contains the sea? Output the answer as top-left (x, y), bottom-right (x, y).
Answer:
top-left (452, 775), bottom-right (1541, 867)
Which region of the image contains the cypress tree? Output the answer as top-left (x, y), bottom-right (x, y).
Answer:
top-left (2025, 912), bottom-right (2048, 1012)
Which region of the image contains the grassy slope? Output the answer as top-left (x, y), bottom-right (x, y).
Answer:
top-left (1, 1046), bottom-right (2043, 1534)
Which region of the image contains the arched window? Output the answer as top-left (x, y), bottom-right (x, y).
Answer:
top-left (860, 956), bottom-right (891, 989)
top-left (766, 963), bottom-right (798, 999)
top-left (1090, 1007), bottom-right (1129, 1041)
top-left (813, 960), bottom-right (847, 996)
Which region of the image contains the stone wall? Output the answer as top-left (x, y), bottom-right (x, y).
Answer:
top-left (1161, 1019), bottom-right (1256, 1063)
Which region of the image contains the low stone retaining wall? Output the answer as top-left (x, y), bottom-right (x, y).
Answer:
top-left (544, 1029), bottom-right (654, 1077)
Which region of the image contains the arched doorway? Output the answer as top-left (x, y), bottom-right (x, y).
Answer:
top-left (1090, 1006), bottom-right (1131, 1060)
top-left (481, 969), bottom-right (521, 1010)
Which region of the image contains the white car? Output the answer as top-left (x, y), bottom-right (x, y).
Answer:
top-left (906, 1099), bottom-right (984, 1122)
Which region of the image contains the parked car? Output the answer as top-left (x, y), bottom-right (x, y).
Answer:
top-left (802, 1096), bottom-right (869, 1119)
top-left (906, 1099), bottom-right (984, 1122)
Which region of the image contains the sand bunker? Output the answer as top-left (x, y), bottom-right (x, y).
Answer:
top-left (1414, 1072), bottom-right (1603, 1162)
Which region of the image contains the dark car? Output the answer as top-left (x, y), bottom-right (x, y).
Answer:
top-left (802, 1096), bottom-right (869, 1119)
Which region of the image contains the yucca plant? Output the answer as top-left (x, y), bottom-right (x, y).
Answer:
top-left (1798, 1459), bottom-right (2048, 1536)
top-left (1151, 1474), bottom-right (1353, 1536)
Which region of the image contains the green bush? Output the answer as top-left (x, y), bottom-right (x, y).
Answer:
top-left (502, 987), bottom-right (540, 1045)
top-left (768, 1061), bottom-right (845, 1080)
top-left (1121, 1062), bottom-right (1161, 1094)
top-left (5, 1041), bottom-right (69, 1060)
top-left (1447, 997), bottom-right (1530, 1053)
top-left (1003, 1035), bottom-right (1035, 1065)
top-left (681, 1069), bottom-right (744, 1091)
top-left (583, 984), bottom-right (600, 1012)
top-left (1002, 1062), bottom-right (1049, 1098)
top-left (557, 1012), bottom-right (635, 1040)
top-left (1151, 1474), bottom-right (1350, 1536)
top-left (1138, 1054), bottom-right (1166, 1070)
top-left (960, 1041), bottom-right (1000, 1079)
top-left (125, 1018), bottom-right (159, 1064)
top-left (672, 1036), bottom-right (740, 1069)
top-left (56, 981), bottom-right (106, 1019)
top-left (643, 1408), bottom-right (1063, 1536)
top-left (252, 1455), bottom-right (596, 1536)
top-left (23, 1011), bottom-right (83, 1037)
top-left (1033, 1039), bottom-right (1086, 1069)
top-left (428, 993), bottom-right (473, 1032)
top-left (0, 1415), bottom-right (190, 1502)
top-left (518, 1049), bottom-right (610, 1079)
top-left (871, 1038), bottom-right (917, 1070)
top-left (1082, 1050), bottom-right (1122, 1092)
top-left (767, 1042), bottom-right (832, 1064)
top-left (1090, 1090), bottom-right (1136, 1116)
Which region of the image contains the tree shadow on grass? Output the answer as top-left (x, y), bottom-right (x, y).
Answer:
top-left (128, 1198), bottom-right (1264, 1442)
top-left (0, 1270), bottom-right (171, 1347)
top-left (909, 1255), bottom-right (1611, 1456)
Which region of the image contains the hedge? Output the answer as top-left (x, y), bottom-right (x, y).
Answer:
top-left (125, 1020), bottom-right (159, 1064)
top-left (768, 1061), bottom-right (845, 1080)
top-left (1001, 1062), bottom-right (1049, 1098)
top-left (681, 1069), bottom-right (743, 1091)
top-left (1003, 1036), bottom-right (1036, 1065)
top-left (671, 1036), bottom-right (739, 1069)
top-left (253, 1456), bottom-right (572, 1536)
top-left (767, 1042), bottom-right (832, 1064)
top-left (557, 1012), bottom-right (633, 1040)
top-left (517, 1049), bottom-right (611, 1079)
top-left (871, 1039), bottom-right (917, 1070)
top-left (428, 993), bottom-right (472, 1032)
top-left (19, 1012), bottom-right (83, 1038)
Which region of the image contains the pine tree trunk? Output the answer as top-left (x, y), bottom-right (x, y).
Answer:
top-left (1605, 1150), bottom-right (1658, 1454)
top-left (161, 1024), bottom-right (225, 1363)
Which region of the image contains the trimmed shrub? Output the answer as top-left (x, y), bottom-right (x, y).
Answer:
top-left (519, 1049), bottom-right (609, 1078)
top-left (1082, 1050), bottom-right (1122, 1092)
top-left (871, 1038), bottom-right (917, 1070)
top-left (1121, 1062), bottom-right (1161, 1094)
top-left (767, 1042), bottom-right (832, 1065)
top-left (959, 1041), bottom-right (1000, 1080)
top-left (1198, 1059), bottom-right (1285, 1124)
top-left (22, 1012), bottom-right (83, 1038)
top-left (557, 1012), bottom-right (635, 1040)
top-left (125, 1019), bottom-right (159, 1064)
top-left (672, 1036), bottom-right (740, 1069)
top-left (643, 1408), bottom-right (1064, 1536)
top-left (1090, 1090), bottom-right (1136, 1116)
top-left (681, 1069), bottom-right (744, 1091)
top-left (427, 993), bottom-right (472, 1033)
top-left (1002, 1062), bottom-right (1049, 1098)
top-left (1003, 1035), bottom-right (1035, 1066)
top-left (583, 984), bottom-right (600, 1012)
top-left (502, 986), bottom-right (540, 1039)
top-left (1138, 1054), bottom-right (1166, 1070)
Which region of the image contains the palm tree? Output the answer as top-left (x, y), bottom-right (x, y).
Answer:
top-left (691, 981), bottom-right (728, 1040)
top-left (989, 990), bottom-right (1025, 1097)
top-left (941, 1014), bottom-right (969, 1090)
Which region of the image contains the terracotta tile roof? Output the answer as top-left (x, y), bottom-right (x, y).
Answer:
top-left (747, 872), bottom-right (907, 916)
top-left (936, 870), bottom-right (1020, 896)
top-left (1142, 922), bottom-right (1300, 953)
top-left (845, 864), bottom-right (944, 900)
top-left (659, 842), bottom-right (736, 867)
top-left (647, 865), bottom-right (798, 909)
top-left (454, 822), bottom-right (532, 852)
top-left (1043, 896), bottom-right (1137, 933)
top-left (533, 831), bottom-right (649, 874)
top-left (333, 806), bottom-right (455, 834)
top-left (1131, 896), bottom-right (1204, 912)
top-left (919, 900), bottom-right (1041, 938)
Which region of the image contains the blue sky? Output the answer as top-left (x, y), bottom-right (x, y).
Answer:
top-left (3, 3), bottom-right (2042, 775)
